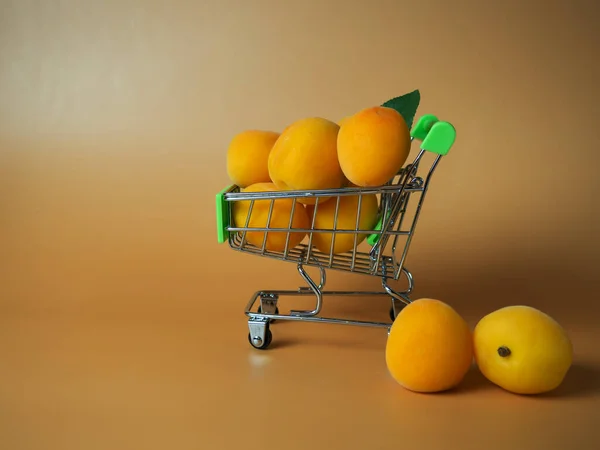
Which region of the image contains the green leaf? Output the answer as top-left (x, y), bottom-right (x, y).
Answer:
top-left (381, 89), bottom-right (421, 130)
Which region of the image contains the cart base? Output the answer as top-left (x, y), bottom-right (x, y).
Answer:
top-left (245, 290), bottom-right (408, 350)
top-left (245, 287), bottom-right (411, 350)
top-left (244, 265), bottom-right (413, 350)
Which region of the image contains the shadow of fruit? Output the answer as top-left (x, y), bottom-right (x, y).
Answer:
top-left (385, 298), bottom-right (474, 393)
top-left (473, 305), bottom-right (573, 395)
top-left (337, 106), bottom-right (411, 187)
top-left (305, 193), bottom-right (379, 255)
top-left (232, 182), bottom-right (310, 252)
top-left (226, 130), bottom-right (280, 188)
top-left (536, 363), bottom-right (600, 399)
top-left (268, 117), bottom-right (345, 204)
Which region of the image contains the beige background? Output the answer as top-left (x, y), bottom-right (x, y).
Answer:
top-left (1, 0), bottom-right (599, 449)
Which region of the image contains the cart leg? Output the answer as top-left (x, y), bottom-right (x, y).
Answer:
top-left (382, 266), bottom-right (414, 321)
top-left (248, 318), bottom-right (272, 350)
top-left (258, 293), bottom-right (279, 323)
top-left (290, 263), bottom-right (325, 317)
top-left (389, 295), bottom-right (411, 321)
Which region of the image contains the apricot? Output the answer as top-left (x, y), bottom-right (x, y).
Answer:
top-left (268, 117), bottom-right (345, 204)
top-left (473, 305), bottom-right (573, 395)
top-left (337, 106), bottom-right (411, 187)
top-left (232, 182), bottom-right (310, 252)
top-left (305, 193), bottom-right (379, 254)
top-left (226, 130), bottom-right (280, 188)
top-left (386, 298), bottom-right (474, 393)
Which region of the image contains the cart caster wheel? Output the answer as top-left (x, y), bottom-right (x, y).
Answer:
top-left (257, 305), bottom-right (279, 323)
top-left (248, 326), bottom-right (272, 350)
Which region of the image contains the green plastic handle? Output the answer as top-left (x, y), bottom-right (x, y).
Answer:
top-left (411, 114), bottom-right (456, 156)
top-left (215, 185), bottom-right (234, 243)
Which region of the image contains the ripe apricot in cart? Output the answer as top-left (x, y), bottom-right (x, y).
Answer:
top-left (306, 193), bottom-right (380, 255)
top-left (226, 129), bottom-right (280, 188)
top-left (337, 105), bottom-right (412, 187)
top-left (267, 117), bottom-right (346, 205)
top-left (232, 182), bottom-right (310, 252)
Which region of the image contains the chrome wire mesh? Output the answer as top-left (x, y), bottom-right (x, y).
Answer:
top-left (223, 148), bottom-right (442, 281)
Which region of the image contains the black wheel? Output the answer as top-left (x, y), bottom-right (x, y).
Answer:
top-left (248, 326), bottom-right (273, 350)
top-left (257, 305), bottom-right (279, 323)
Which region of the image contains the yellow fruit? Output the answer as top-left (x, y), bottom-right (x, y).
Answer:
top-left (473, 305), bottom-right (573, 395)
top-left (337, 106), bottom-right (411, 187)
top-left (268, 117), bottom-right (345, 204)
top-left (226, 130), bottom-right (280, 188)
top-left (385, 298), bottom-right (474, 393)
top-left (306, 193), bottom-right (379, 254)
top-left (232, 182), bottom-right (310, 252)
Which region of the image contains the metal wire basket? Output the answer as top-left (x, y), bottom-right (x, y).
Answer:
top-left (215, 114), bottom-right (456, 349)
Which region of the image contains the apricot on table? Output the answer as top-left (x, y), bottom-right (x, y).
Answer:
top-left (473, 305), bottom-right (573, 395)
top-left (385, 298), bottom-right (474, 393)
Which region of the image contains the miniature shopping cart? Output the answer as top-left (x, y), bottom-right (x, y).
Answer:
top-left (215, 113), bottom-right (456, 349)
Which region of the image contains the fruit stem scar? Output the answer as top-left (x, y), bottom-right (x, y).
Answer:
top-left (497, 346), bottom-right (511, 357)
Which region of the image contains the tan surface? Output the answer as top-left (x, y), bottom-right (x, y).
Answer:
top-left (1, 0), bottom-right (599, 448)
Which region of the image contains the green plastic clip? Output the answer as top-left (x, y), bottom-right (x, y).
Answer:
top-left (216, 185), bottom-right (234, 243)
top-left (411, 114), bottom-right (456, 156)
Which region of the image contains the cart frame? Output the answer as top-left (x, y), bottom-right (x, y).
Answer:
top-left (216, 114), bottom-right (456, 349)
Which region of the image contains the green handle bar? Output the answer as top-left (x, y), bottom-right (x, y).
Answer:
top-left (411, 114), bottom-right (456, 156)
top-left (215, 185), bottom-right (234, 244)
top-left (366, 115), bottom-right (456, 246)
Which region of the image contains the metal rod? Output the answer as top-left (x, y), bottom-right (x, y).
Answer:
top-left (229, 226), bottom-right (410, 234)
top-left (225, 184), bottom-right (424, 201)
top-left (283, 198), bottom-right (297, 258)
top-left (394, 154), bottom-right (442, 279)
top-left (246, 313), bottom-right (391, 329)
top-left (260, 199), bottom-right (275, 254)
top-left (351, 194), bottom-right (362, 271)
top-left (239, 199), bottom-right (255, 249)
top-left (328, 196), bottom-right (341, 266)
top-left (290, 263), bottom-right (325, 317)
top-left (305, 197), bottom-right (319, 264)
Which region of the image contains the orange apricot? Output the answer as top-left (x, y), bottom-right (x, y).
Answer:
top-left (268, 117), bottom-right (345, 204)
top-left (232, 182), bottom-right (310, 252)
top-left (306, 193), bottom-right (379, 254)
top-left (385, 298), bottom-right (474, 393)
top-left (226, 130), bottom-right (280, 188)
top-left (337, 106), bottom-right (411, 187)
